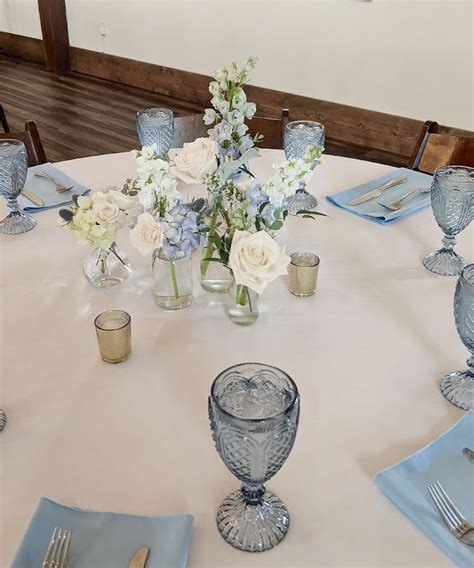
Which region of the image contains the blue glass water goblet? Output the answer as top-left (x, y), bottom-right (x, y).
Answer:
top-left (440, 264), bottom-right (474, 410)
top-left (136, 108), bottom-right (174, 155)
top-left (0, 140), bottom-right (35, 234)
top-left (284, 120), bottom-right (325, 212)
top-left (423, 166), bottom-right (474, 276)
top-left (209, 362), bottom-right (300, 552)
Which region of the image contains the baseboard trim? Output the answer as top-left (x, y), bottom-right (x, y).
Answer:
top-left (0, 32), bottom-right (45, 65)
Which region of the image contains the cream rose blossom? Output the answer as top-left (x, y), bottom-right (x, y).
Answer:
top-left (90, 200), bottom-right (123, 225)
top-left (173, 138), bottom-right (218, 184)
top-left (228, 230), bottom-right (290, 294)
top-left (129, 213), bottom-right (163, 256)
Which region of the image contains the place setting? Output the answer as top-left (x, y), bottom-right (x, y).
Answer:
top-left (1, 17), bottom-right (474, 566)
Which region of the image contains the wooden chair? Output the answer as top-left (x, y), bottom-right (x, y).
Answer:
top-left (0, 121), bottom-right (47, 166)
top-left (411, 120), bottom-right (474, 174)
top-left (172, 114), bottom-right (209, 148)
top-left (248, 108), bottom-right (289, 149)
top-left (0, 104), bottom-right (10, 133)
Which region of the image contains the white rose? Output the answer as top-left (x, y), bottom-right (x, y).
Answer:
top-left (228, 230), bottom-right (290, 294)
top-left (90, 201), bottom-right (123, 225)
top-left (107, 190), bottom-right (136, 211)
top-left (129, 213), bottom-right (163, 256)
top-left (173, 137), bottom-right (218, 184)
top-left (77, 195), bottom-right (92, 210)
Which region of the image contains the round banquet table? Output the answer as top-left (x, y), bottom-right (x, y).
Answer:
top-left (1, 150), bottom-right (473, 567)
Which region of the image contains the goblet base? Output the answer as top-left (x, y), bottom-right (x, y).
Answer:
top-left (422, 249), bottom-right (466, 276)
top-left (0, 211), bottom-right (36, 234)
top-left (440, 370), bottom-right (474, 410)
top-left (287, 189), bottom-right (318, 213)
top-left (216, 489), bottom-right (289, 552)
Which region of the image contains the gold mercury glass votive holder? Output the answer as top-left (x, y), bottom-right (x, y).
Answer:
top-left (288, 252), bottom-right (320, 297)
top-left (94, 310), bottom-right (131, 363)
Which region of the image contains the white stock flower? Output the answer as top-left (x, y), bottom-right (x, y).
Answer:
top-left (232, 88), bottom-right (247, 110)
top-left (203, 108), bottom-right (217, 125)
top-left (173, 137), bottom-right (218, 184)
top-left (138, 183), bottom-right (157, 211)
top-left (129, 213), bottom-right (163, 256)
top-left (228, 230), bottom-right (290, 294)
top-left (244, 103), bottom-right (257, 119)
top-left (209, 81), bottom-right (220, 96)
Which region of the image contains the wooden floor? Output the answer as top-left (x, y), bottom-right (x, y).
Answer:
top-left (0, 56), bottom-right (201, 163)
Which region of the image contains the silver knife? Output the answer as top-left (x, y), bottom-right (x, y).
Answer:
top-left (21, 190), bottom-right (44, 207)
top-left (347, 175), bottom-right (407, 206)
top-left (128, 546), bottom-right (150, 568)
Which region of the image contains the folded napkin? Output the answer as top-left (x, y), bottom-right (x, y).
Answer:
top-left (12, 498), bottom-right (193, 568)
top-left (18, 163), bottom-right (89, 212)
top-left (326, 167), bottom-right (432, 224)
top-left (375, 412), bottom-right (474, 567)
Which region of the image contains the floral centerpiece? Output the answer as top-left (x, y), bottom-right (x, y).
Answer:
top-left (59, 190), bottom-right (135, 288)
top-left (199, 145), bottom-right (324, 324)
top-left (125, 145), bottom-right (204, 309)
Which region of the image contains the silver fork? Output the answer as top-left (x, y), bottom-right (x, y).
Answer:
top-left (42, 527), bottom-right (72, 567)
top-left (428, 481), bottom-right (474, 546)
top-left (35, 172), bottom-right (73, 193)
top-left (378, 188), bottom-right (430, 211)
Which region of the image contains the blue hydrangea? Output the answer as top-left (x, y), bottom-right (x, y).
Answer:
top-left (160, 203), bottom-right (201, 260)
top-left (246, 181), bottom-right (286, 224)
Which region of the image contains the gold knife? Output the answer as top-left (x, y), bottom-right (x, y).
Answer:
top-left (21, 190), bottom-right (44, 207)
top-left (347, 175), bottom-right (407, 206)
top-left (128, 546), bottom-right (150, 568)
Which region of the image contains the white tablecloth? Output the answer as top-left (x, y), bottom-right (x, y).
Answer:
top-left (1, 150), bottom-right (473, 567)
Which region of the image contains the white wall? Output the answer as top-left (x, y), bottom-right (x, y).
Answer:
top-left (1, 1), bottom-right (473, 130)
top-left (0, 0), bottom-right (41, 38)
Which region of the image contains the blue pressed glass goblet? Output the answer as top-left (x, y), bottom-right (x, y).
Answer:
top-left (209, 363), bottom-right (300, 552)
top-left (440, 264), bottom-right (474, 410)
top-left (284, 120), bottom-right (325, 212)
top-left (423, 166), bottom-right (474, 276)
top-left (136, 108), bottom-right (174, 155)
top-left (0, 140), bottom-right (35, 234)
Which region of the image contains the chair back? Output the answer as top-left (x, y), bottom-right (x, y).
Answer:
top-left (172, 115), bottom-right (209, 148)
top-left (0, 121), bottom-right (47, 167)
top-left (0, 104), bottom-right (10, 133)
top-left (411, 121), bottom-right (474, 174)
top-left (248, 109), bottom-right (289, 149)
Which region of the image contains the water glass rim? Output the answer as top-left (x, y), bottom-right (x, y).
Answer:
top-left (434, 165), bottom-right (474, 179)
top-left (210, 362), bottom-right (299, 423)
top-left (461, 264), bottom-right (474, 287)
top-left (94, 309), bottom-right (131, 332)
top-left (290, 252), bottom-right (320, 268)
top-left (285, 120), bottom-right (324, 131)
top-left (136, 108), bottom-right (174, 119)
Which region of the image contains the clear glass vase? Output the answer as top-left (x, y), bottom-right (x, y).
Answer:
top-left (227, 279), bottom-right (259, 325)
top-left (200, 246), bottom-right (231, 293)
top-left (83, 244), bottom-right (131, 288)
top-left (152, 250), bottom-right (193, 310)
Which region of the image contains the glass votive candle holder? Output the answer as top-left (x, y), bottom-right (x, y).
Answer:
top-left (288, 252), bottom-right (320, 297)
top-left (94, 310), bottom-right (131, 363)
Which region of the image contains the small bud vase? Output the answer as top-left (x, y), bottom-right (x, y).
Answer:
top-left (227, 279), bottom-right (259, 325)
top-left (152, 250), bottom-right (193, 310)
top-left (83, 243), bottom-right (131, 288)
top-left (200, 247), bottom-right (231, 293)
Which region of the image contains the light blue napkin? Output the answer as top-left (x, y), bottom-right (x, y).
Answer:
top-left (18, 163), bottom-right (89, 212)
top-left (11, 498), bottom-right (193, 568)
top-left (374, 412), bottom-right (474, 567)
top-left (326, 167), bottom-right (433, 224)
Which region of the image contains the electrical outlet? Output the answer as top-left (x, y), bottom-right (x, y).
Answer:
top-left (98, 22), bottom-right (107, 37)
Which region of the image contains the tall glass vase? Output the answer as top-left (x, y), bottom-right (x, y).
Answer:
top-left (152, 250), bottom-right (193, 310)
top-left (200, 246), bottom-right (231, 293)
top-left (83, 243), bottom-right (131, 288)
top-left (227, 278), bottom-right (259, 325)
